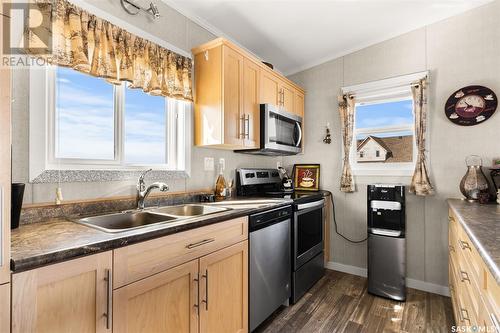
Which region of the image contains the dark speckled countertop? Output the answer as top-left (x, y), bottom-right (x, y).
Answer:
top-left (11, 199), bottom-right (297, 273)
top-left (448, 199), bottom-right (500, 283)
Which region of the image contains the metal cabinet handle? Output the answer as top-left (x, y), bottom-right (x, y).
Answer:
top-left (104, 269), bottom-right (112, 330)
top-left (193, 273), bottom-right (200, 315)
top-left (459, 240), bottom-right (471, 251)
top-left (459, 270), bottom-right (470, 283)
top-left (460, 308), bottom-right (471, 324)
top-left (239, 115), bottom-right (245, 139)
top-left (201, 269), bottom-right (209, 310)
top-left (186, 238), bottom-right (215, 249)
top-left (245, 114), bottom-right (250, 139)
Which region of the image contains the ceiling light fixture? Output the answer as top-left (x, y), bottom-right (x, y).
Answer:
top-left (120, 0), bottom-right (160, 19)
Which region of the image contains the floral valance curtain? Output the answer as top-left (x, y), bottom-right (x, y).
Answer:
top-left (29, 0), bottom-right (193, 101)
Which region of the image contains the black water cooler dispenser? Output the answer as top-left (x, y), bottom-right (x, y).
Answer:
top-left (367, 184), bottom-right (406, 301)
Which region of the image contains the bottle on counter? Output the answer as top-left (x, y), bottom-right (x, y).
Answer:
top-left (215, 158), bottom-right (227, 201)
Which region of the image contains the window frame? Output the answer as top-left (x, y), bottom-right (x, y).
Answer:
top-left (342, 71), bottom-right (429, 177)
top-left (29, 66), bottom-right (191, 181)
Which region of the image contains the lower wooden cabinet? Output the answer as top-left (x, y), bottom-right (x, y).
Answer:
top-left (114, 240), bottom-right (249, 333)
top-left (448, 209), bottom-right (500, 331)
top-left (12, 252), bottom-right (112, 333)
top-left (0, 283), bottom-right (9, 333)
top-left (113, 259), bottom-right (199, 333)
top-left (199, 241), bottom-right (248, 333)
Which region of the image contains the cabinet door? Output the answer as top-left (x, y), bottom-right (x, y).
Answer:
top-left (280, 82), bottom-right (295, 114)
top-left (242, 59), bottom-right (260, 149)
top-left (294, 90), bottom-right (305, 119)
top-left (199, 241), bottom-right (248, 333)
top-left (12, 252), bottom-right (112, 333)
top-left (260, 71), bottom-right (280, 107)
top-left (223, 46), bottom-right (244, 147)
top-left (114, 259), bottom-right (199, 333)
top-left (0, 283), bottom-right (9, 333)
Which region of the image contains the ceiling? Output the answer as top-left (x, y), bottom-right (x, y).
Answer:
top-left (164, 0), bottom-right (493, 75)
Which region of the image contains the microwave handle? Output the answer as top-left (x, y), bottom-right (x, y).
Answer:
top-left (294, 121), bottom-right (302, 147)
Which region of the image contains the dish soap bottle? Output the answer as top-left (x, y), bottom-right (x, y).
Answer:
top-left (215, 158), bottom-right (227, 201)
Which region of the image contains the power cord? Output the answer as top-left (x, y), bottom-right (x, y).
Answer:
top-left (329, 194), bottom-right (367, 243)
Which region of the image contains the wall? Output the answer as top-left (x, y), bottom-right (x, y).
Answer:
top-left (12, 0), bottom-right (279, 204)
top-left (284, 0), bottom-right (500, 288)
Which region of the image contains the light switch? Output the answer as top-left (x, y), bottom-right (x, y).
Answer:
top-left (204, 157), bottom-right (214, 171)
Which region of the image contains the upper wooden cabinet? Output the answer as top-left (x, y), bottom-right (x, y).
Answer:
top-left (12, 252), bottom-right (112, 333)
top-left (193, 38), bottom-right (305, 150)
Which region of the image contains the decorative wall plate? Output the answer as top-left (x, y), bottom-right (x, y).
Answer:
top-left (445, 85), bottom-right (497, 126)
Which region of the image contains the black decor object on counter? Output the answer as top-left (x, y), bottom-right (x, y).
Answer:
top-left (11, 183), bottom-right (25, 229)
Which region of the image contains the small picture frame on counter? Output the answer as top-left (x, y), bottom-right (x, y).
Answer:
top-left (293, 164), bottom-right (320, 191)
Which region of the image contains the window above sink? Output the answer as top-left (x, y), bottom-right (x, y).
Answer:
top-left (28, 66), bottom-right (192, 182)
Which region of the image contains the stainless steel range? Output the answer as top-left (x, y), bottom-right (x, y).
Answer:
top-left (236, 168), bottom-right (326, 331)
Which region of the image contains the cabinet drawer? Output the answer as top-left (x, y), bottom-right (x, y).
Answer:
top-left (114, 217), bottom-right (248, 288)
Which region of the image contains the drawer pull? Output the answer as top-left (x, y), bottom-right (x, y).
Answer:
top-left (459, 270), bottom-right (470, 283)
top-left (458, 240), bottom-right (471, 251)
top-left (186, 238), bottom-right (215, 249)
top-left (460, 308), bottom-right (471, 325)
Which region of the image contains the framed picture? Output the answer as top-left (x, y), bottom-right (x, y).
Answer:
top-left (293, 164), bottom-right (320, 191)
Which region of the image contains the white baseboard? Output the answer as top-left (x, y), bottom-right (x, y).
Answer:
top-left (325, 261), bottom-right (450, 297)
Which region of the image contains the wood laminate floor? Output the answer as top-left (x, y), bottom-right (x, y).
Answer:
top-left (255, 270), bottom-right (454, 333)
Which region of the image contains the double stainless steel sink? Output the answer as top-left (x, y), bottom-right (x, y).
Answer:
top-left (75, 204), bottom-right (231, 233)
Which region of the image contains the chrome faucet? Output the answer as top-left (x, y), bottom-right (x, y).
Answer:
top-left (136, 169), bottom-right (169, 209)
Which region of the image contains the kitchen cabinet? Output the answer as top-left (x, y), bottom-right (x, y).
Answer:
top-left (448, 209), bottom-right (499, 330)
top-left (114, 216), bottom-right (249, 333)
top-left (0, 283), bottom-right (9, 333)
top-left (12, 251), bottom-right (112, 333)
top-left (113, 259), bottom-right (199, 333)
top-left (243, 58), bottom-right (260, 148)
top-left (199, 241), bottom-right (248, 333)
top-left (260, 70), bottom-right (280, 106)
top-left (193, 38), bottom-right (305, 150)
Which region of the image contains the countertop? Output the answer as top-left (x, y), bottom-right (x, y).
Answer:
top-left (11, 198), bottom-right (295, 273)
top-left (447, 199), bottom-right (500, 283)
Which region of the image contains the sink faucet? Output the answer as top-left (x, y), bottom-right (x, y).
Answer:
top-left (136, 169), bottom-right (169, 209)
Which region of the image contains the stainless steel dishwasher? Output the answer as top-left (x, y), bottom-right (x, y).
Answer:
top-left (249, 205), bottom-right (292, 332)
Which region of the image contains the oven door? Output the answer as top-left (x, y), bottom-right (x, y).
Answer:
top-left (263, 104), bottom-right (302, 154)
top-left (293, 199), bottom-right (324, 269)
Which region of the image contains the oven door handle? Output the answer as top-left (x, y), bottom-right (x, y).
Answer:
top-left (296, 199), bottom-right (324, 211)
top-left (294, 121), bottom-right (302, 147)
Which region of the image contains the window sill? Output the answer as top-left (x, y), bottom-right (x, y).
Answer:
top-left (31, 169), bottom-right (189, 183)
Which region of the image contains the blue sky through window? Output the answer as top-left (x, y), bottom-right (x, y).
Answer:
top-left (124, 87), bottom-right (166, 164)
top-left (355, 99), bottom-right (413, 129)
top-left (55, 67), bottom-right (115, 160)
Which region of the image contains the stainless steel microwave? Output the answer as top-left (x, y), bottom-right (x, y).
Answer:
top-left (238, 104), bottom-right (303, 156)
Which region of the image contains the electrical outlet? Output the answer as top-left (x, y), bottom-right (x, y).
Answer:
top-left (219, 158), bottom-right (225, 171)
top-left (204, 157), bottom-right (214, 171)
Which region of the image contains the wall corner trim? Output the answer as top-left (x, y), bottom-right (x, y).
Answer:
top-left (325, 261), bottom-right (450, 297)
